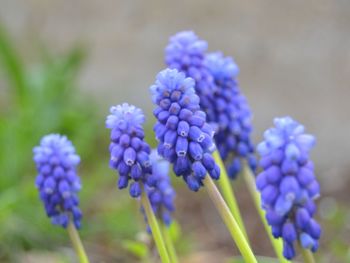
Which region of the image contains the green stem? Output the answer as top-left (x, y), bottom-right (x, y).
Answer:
top-left (242, 163), bottom-right (290, 263)
top-left (160, 222), bottom-right (179, 263)
top-left (203, 175), bottom-right (257, 263)
top-left (141, 188), bottom-right (171, 263)
top-left (300, 245), bottom-right (315, 263)
top-left (213, 150), bottom-right (250, 241)
top-left (67, 222), bottom-right (90, 263)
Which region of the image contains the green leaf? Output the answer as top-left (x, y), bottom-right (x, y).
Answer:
top-left (168, 220), bottom-right (181, 243)
top-left (122, 240), bottom-right (149, 259)
top-left (0, 24), bottom-right (27, 106)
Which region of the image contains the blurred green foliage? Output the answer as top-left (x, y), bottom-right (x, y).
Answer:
top-left (122, 240), bottom-right (149, 260)
top-left (0, 23), bottom-right (97, 260)
top-left (228, 257), bottom-right (280, 263)
top-left (321, 201), bottom-right (350, 263)
top-left (0, 24), bottom-right (186, 263)
top-left (0, 24), bottom-right (143, 262)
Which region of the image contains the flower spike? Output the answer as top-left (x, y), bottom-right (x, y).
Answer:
top-left (256, 117), bottom-right (321, 260)
top-left (204, 52), bottom-right (256, 179)
top-left (107, 104), bottom-right (171, 262)
top-left (106, 103), bottom-right (154, 197)
top-left (166, 31), bottom-right (256, 179)
top-left (165, 31), bottom-right (216, 120)
top-left (33, 134), bottom-right (82, 229)
top-left (150, 68), bottom-right (220, 191)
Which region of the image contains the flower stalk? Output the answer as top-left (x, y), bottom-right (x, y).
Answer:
top-left (160, 222), bottom-right (178, 263)
top-left (141, 188), bottom-right (171, 263)
top-left (300, 245), bottom-right (316, 263)
top-left (242, 162), bottom-right (289, 263)
top-left (203, 175), bottom-right (257, 263)
top-left (67, 222), bottom-right (90, 263)
top-left (213, 150), bottom-right (249, 241)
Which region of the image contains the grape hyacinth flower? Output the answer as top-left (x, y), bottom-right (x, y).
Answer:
top-left (150, 69), bottom-right (257, 262)
top-left (107, 104), bottom-right (172, 262)
top-left (150, 68), bottom-right (220, 191)
top-left (106, 103), bottom-right (154, 198)
top-left (204, 52), bottom-right (256, 179)
top-left (256, 117), bottom-right (321, 260)
top-left (33, 134), bottom-right (82, 228)
top-left (146, 150), bottom-right (175, 226)
top-left (165, 31), bottom-right (217, 120)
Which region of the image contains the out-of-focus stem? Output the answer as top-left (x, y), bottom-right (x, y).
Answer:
top-left (300, 245), bottom-right (315, 263)
top-left (242, 163), bottom-right (290, 263)
top-left (141, 189), bottom-right (171, 263)
top-left (67, 222), bottom-right (90, 263)
top-left (203, 175), bottom-right (257, 263)
top-left (212, 150), bottom-right (250, 241)
top-left (160, 222), bottom-right (178, 263)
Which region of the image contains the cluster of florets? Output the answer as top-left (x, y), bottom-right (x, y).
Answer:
top-left (165, 31), bottom-right (216, 118)
top-left (106, 103), bottom-right (155, 198)
top-left (256, 117), bottom-right (321, 259)
top-left (165, 31), bottom-right (256, 179)
top-left (33, 134), bottom-right (82, 228)
top-left (204, 52), bottom-right (256, 178)
top-left (150, 68), bottom-right (220, 191)
top-left (143, 150), bottom-right (175, 230)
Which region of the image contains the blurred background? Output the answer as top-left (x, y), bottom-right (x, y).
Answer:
top-left (0, 1), bottom-right (349, 262)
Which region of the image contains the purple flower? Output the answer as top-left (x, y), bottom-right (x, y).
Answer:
top-left (165, 31), bottom-right (216, 121)
top-left (33, 134), bottom-right (82, 229)
top-left (106, 103), bottom-right (154, 198)
top-left (166, 31), bottom-right (256, 179)
top-left (256, 117), bottom-right (321, 260)
top-left (150, 68), bottom-right (220, 191)
top-left (204, 52), bottom-right (256, 179)
top-left (143, 150), bottom-right (176, 230)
